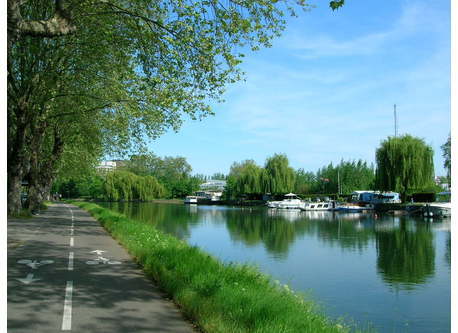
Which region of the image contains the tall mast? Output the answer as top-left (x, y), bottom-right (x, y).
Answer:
top-left (394, 104), bottom-right (398, 138)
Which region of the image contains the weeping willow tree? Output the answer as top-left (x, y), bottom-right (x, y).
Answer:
top-left (103, 171), bottom-right (165, 201)
top-left (375, 135), bottom-right (435, 199)
top-left (263, 154), bottom-right (295, 195)
top-left (225, 160), bottom-right (264, 199)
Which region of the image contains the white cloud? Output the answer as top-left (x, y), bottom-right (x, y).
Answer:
top-left (282, 1), bottom-right (448, 59)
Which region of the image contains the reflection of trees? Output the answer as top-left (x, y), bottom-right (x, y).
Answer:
top-left (445, 232), bottom-right (451, 268)
top-left (375, 218), bottom-right (435, 289)
top-left (225, 210), bottom-right (299, 258)
top-left (311, 216), bottom-right (375, 252)
top-left (101, 202), bottom-right (199, 240)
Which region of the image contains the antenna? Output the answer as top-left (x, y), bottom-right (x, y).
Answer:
top-left (394, 104), bottom-right (398, 138)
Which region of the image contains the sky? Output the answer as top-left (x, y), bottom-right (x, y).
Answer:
top-left (146, 0), bottom-right (451, 177)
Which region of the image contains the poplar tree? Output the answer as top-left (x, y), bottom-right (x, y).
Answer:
top-left (441, 135), bottom-right (451, 184)
top-left (375, 135), bottom-right (435, 200)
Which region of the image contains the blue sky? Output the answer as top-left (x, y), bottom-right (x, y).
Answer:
top-left (148, 0), bottom-right (451, 177)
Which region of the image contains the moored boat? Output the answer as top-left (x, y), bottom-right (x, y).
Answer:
top-left (335, 203), bottom-right (374, 213)
top-left (184, 196), bottom-right (198, 204)
top-left (267, 193), bottom-right (305, 209)
top-left (300, 201), bottom-right (336, 211)
top-left (422, 202), bottom-right (451, 218)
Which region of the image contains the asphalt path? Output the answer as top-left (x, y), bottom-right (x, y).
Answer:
top-left (7, 203), bottom-right (196, 333)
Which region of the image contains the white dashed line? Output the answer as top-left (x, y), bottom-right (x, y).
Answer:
top-left (68, 252), bottom-right (74, 271)
top-left (61, 281), bottom-right (73, 330)
top-left (69, 237), bottom-right (74, 247)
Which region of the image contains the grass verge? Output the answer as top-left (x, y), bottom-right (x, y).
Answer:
top-left (73, 201), bottom-right (371, 333)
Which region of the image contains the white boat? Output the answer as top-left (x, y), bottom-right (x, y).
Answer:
top-left (335, 203), bottom-right (374, 213)
top-left (268, 193), bottom-right (305, 209)
top-left (300, 201), bottom-right (336, 211)
top-left (184, 196), bottom-right (198, 204)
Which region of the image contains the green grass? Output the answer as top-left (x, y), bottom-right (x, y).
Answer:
top-left (73, 201), bottom-right (373, 333)
top-left (9, 208), bottom-right (33, 218)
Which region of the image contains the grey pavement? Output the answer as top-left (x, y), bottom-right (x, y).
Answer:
top-left (8, 203), bottom-right (196, 333)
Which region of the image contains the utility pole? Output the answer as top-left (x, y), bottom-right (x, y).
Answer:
top-left (394, 104), bottom-right (398, 138)
top-left (337, 169), bottom-right (340, 196)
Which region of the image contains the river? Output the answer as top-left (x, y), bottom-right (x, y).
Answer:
top-left (98, 202), bottom-right (451, 333)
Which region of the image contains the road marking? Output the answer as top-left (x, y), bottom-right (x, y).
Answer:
top-left (16, 273), bottom-right (40, 284)
top-left (91, 250), bottom-right (105, 255)
top-left (61, 281), bottom-right (73, 331)
top-left (68, 252), bottom-right (74, 271)
top-left (17, 259), bottom-right (54, 269)
top-left (69, 237), bottom-right (74, 247)
top-left (70, 228), bottom-right (74, 236)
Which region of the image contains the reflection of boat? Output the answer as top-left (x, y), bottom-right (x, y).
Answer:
top-left (267, 193), bottom-right (305, 209)
top-left (267, 208), bottom-right (303, 222)
top-left (300, 210), bottom-right (335, 220)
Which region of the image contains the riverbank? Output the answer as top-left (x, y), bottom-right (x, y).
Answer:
top-left (72, 201), bottom-right (370, 333)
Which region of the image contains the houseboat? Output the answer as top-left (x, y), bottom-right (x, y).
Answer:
top-left (422, 192), bottom-right (451, 218)
top-left (267, 193), bottom-right (306, 209)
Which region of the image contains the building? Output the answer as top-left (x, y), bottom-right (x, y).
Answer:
top-left (96, 160), bottom-right (127, 173)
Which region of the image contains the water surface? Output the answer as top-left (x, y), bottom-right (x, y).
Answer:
top-left (99, 202), bottom-right (451, 333)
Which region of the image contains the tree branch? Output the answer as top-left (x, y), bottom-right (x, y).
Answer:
top-left (12, 0), bottom-right (77, 38)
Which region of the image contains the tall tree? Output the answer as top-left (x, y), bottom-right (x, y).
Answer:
top-left (441, 134), bottom-right (451, 185)
top-left (375, 135), bottom-right (435, 200)
top-left (294, 168), bottom-right (317, 194)
top-left (263, 154), bottom-right (295, 194)
top-left (10, 0), bottom-right (330, 214)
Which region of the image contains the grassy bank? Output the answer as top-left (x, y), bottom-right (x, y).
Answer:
top-left (73, 201), bottom-right (370, 333)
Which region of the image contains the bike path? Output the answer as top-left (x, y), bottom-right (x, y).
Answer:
top-left (8, 203), bottom-right (195, 333)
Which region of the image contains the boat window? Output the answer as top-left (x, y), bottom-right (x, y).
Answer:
top-left (310, 205), bottom-right (315, 208)
top-left (317, 204), bottom-right (322, 208)
top-left (324, 204), bottom-right (328, 208)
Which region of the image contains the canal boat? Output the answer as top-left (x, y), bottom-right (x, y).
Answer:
top-left (300, 201), bottom-right (336, 211)
top-left (267, 193), bottom-right (306, 209)
top-left (335, 203), bottom-right (374, 213)
top-left (422, 192), bottom-right (451, 218)
top-left (184, 196), bottom-right (198, 204)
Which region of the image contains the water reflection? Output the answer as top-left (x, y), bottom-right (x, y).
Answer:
top-left (100, 202), bottom-right (449, 290)
top-left (375, 218), bottom-right (435, 290)
top-left (98, 202), bottom-right (450, 332)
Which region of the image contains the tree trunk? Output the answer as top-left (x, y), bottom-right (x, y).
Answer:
top-left (7, 103), bottom-right (29, 215)
top-left (27, 125), bottom-right (64, 212)
top-left (7, 172), bottom-right (24, 215)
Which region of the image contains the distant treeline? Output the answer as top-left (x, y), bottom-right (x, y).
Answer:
top-left (54, 153), bottom-right (374, 201)
top-left (53, 153), bottom-right (203, 200)
top-left (53, 134), bottom-right (446, 201)
top-left (224, 154), bottom-right (375, 200)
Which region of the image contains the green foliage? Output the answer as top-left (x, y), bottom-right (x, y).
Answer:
top-left (263, 154), bottom-right (296, 194)
top-left (375, 220), bottom-right (435, 289)
top-left (375, 135), bottom-right (435, 198)
top-left (294, 169), bottom-right (317, 194)
top-left (329, 0), bottom-right (345, 11)
top-left (11, 0), bottom-right (338, 213)
top-left (315, 160), bottom-right (375, 194)
top-left (441, 134), bottom-right (451, 183)
top-left (124, 152), bottom-right (201, 198)
top-left (226, 160), bottom-right (264, 199)
top-left (103, 170), bottom-right (165, 201)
